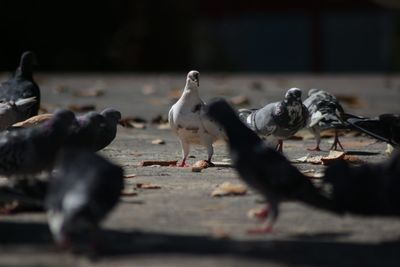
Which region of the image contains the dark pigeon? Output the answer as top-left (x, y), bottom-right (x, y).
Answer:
top-left (205, 98), bottom-right (339, 233)
top-left (0, 51), bottom-right (41, 118)
top-left (65, 111), bottom-right (105, 150)
top-left (303, 89), bottom-right (346, 151)
top-left (95, 108), bottom-right (121, 151)
top-left (238, 88), bottom-right (309, 152)
top-left (0, 109), bottom-right (75, 177)
top-left (323, 151), bottom-right (400, 216)
top-left (0, 96), bottom-right (37, 130)
top-left (45, 148), bottom-right (124, 248)
top-left (343, 113), bottom-right (400, 148)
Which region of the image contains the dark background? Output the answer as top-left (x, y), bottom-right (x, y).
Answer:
top-left (1, 0), bottom-right (400, 72)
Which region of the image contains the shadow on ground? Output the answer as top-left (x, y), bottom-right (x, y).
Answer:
top-left (1, 221), bottom-right (400, 266)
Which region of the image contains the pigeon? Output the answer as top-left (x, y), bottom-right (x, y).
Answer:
top-left (205, 98), bottom-right (338, 233)
top-left (238, 88), bottom-right (309, 152)
top-left (45, 148), bottom-right (124, 248)
top-left (0, 96), bottom-right (37, 130)
top-left (323, 151), bottom-right (400, 216)
top-left (0, 51), bottom-right (41, 119)
top-left (303, 89), bottom-right (346, 151)
top-left (65, 111), bottom-right (105, 150)
top-left (0, 109), bottom-right (76, 177)
top-left (343, 113), bottom-right (400, 148)
top-left (95, 108), bottom-right (121, 151)
top-left (168, 70), bottom-right (225, 166)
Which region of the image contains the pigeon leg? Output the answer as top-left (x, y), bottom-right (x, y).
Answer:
top-left (252, 205), bottom-right (270, 219)
top-left (247, 201), bottom-right (278, 234)
top-left (330, 129), bottom-right (344, 151)
top-left (178, 139), bottom-right (190, 167)
top-left (275, 140), bottom-right (283, 152)
top-left (308, 127), bottom-right (321, 151)
top-left (205, 143), bottom-right (215, 166)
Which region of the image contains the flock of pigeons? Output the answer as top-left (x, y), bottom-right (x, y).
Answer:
top-left (0, 52), bottom-right (399, 251)
top-left (170, 70), bottom-right (400, 233)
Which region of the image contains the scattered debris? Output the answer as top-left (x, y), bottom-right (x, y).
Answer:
top-left (0, 201), bottom-right (19, 214)
top-left (211, 182), bottom-right (247, 197)
top-left (121, 187), bottom-right (138, 196)
top-left (157, 123), bottom-right (170, 130)
top-left (68, 104), bottom-right (96, 112)
top-left (73, 88), bottom-right (104, 97)
top-left (151, 139), bottom-right (165, 145)
top-left (230, 95), bottom-right (250, 106)
top-left (302, 169), bottom-right (324, 179)
top-left (123, 174), bottom-right (137, 179)
top-left (320, 150), bottom-right (346, 165)
top-left (140, 160), bottom-right (178, 167)
top-left (151, 115), bottom-right (168, 124)
top-left (336, 94), bottom-right (366, 108)
top-left (192, 160), bottom-right (212, 172)
top-left (136, 183), bottom-right (161, 189)
top-left (142, 85), bottom-right (156, 95)
top-left (119, 117), bottom-right (147, 129)
top-left (12, 114), bottom-right (52, 128)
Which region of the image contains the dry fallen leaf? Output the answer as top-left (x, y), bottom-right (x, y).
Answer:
top-left (211, 182), bottom-right (247, 197)
top-left (121, 188), bottom-right (138, 196)
top-left (151, 139), bottom-right (165, 145)
top-left (302, 169), bottom-right (324, 179)
top-left (320, 150), bottom-right (346, 165)
top-left (73, 88), bottom-right (104, 97)
top-left (230, 95), bottom-right (250, 106)
top-left (68, 104), bottom-right (96, 112)
top-left (336, 94), bottom-right (366, 108)
top-left (157, 123), bottom-right (170, 130)
top-left (168, 88), bottom-right (182, 101)
top-left (151, 115), bottom-right (168, 124)
top-left (136, 183), bottom-right (161, 189)
top-left (191, 160), bottom-right (214, 172)
top-left (119, 117), bottom-right (147, 129)
top-left (12, 114), bottom-right (53, 128)
top-left (124, 174), bottom-right (137, 179)
top-left (140, 160), bottom-right (178, 167)
top-left (343, 155), bottom-right (364, 164)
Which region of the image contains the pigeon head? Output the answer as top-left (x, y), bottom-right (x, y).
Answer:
top-left (307, 88), bottom-right (321, 97)
top-left (79, 111), bottom-right (104, 126)
top-left (284, 88), bottom-right (303, 103)
top-left (186, 70), bottom-right (200, 88)
top-left (16, 51), bottom-right (37, 79)
top-left (101, 108), bottom-right (122, 125)
top-left (46, 109), bottom-right (76, 133)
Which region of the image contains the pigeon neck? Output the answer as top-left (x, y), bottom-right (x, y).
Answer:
top-left (183, 84), bottom-right (199, 98)
top-left (15, 66), bottom-right (33, 80)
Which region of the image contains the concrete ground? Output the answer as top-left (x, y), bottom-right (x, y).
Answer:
top-left (0, 73), bottom-right (399, 267)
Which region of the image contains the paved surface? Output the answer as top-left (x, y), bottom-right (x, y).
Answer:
top-left (0, 73), bottom-right (399, 267)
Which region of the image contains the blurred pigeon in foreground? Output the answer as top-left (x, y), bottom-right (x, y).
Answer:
top-left (0, 109), bottom-right (75, 177)
top-left (343, 113), bottom-right (399, 148)
top-left (303, 89), bottom-right (346, 151)
top-left (206, 98), bottom-right (338, 233)
top-left (238, 88), bottom-right (309, 152)
top-left (323, 151), bottom-right (400, 216)
top-left (0, 51), bottom-right (41, 118)
top-left (0, 96), bottom-right (37, 130)
top-left (45, 149), bottom-right (123, 248)
top-left (169, 70), bottom-right (225, 166)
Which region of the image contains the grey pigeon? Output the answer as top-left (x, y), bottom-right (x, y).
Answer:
top-left (169, 70), bottom-right (225, 166)
top-left (323, 151), bottom-right (400, 216)
top-left (343, 113), bottom-right (400, 148)
top-left (303, 89), bottom-right (345, 151)
top-left (0, 51), bottom-right (41, 118)
top-left (238, 88), bottom-right (309, 152)
top-left (0, 96), bottom-right (37, 130)
top-left (206, 99), bottom-right (338, 233)
top-left (65, 111), bottom-right (105, 150)
top-left (0, 109), bottom-right (75, 177)
top-left (45, 148), bottom-right (123, 248)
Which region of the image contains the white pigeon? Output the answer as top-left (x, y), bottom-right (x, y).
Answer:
top-left (168, 70), bottom-right (225, 167)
